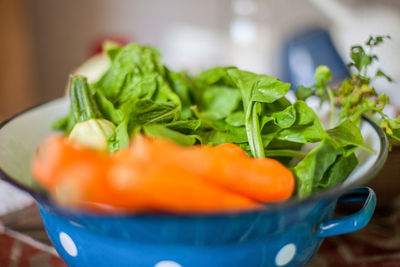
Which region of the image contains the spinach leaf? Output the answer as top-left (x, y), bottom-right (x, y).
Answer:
top-left (293, 138), bottom-right (341, 198)
top-left (165, 70), bottom-right (194, 120)
top-left (125, 99), bottom-right (179, 128)
top-left (327, 119), bottom-right (373, 153)
top-left (195, 66), bottom-right (236, 86)
top-left (52, 112), bottom-right (76, 133)
top-left (227, 69), bottom-right (290, 104)
top-left (143, 124), bottom-right (201, 146)
top-left (108, 120), bottom-right (129, 152)
top-left (201, 126), bottom-right (248, 145)
top-left (225, 111), bottom-right (245, 127)
top-left (295, 85), bottom-right (313, 101)
top-left (317, 152), bottom-right (358, 189)
top-left (196, 112), bottom-right (248, 145)
top-left (199, 85), bottom-right (242, 119)
top-left (274, 101), bottom-right (326, 144)
top-left (163, 120), bottom-right (201, 134)
top-left (93, 44), bottom-right (156, 103)
top-left (93, 91), bottom-right (123, 125)
top-left (105, 99), bottom-right (180, 150)
top-left (103, 41), bottom-right (122, 61)
top-left (276, 124), bottom-right (325, 144)
top-left (93, 44), bottom-right (180, 109)
top-left (259, 101), bottom-right (325, 146)
top-left (227, 69), bottom-right (290, 157)
top-left (271, 104), bottom-right (296, 129)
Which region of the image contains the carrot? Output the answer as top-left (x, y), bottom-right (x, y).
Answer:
top-left (105, 161), bottom-right (260, 213)
top-left (32, 135), bottom-right (111, 207)
top-left (31, 135), bottom-right (294, 213)
top-left (126, 137), bottom-right (295, 202)
top-left (201, 152), bottom-right (295, 202)
top-left (32, 135), bottom-right (261, 213)
top-left (32, 135), bottom-right (107, 190)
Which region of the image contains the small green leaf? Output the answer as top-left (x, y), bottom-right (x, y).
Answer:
top-left (349, 45), bottom-right (371, 72)
top-left (379, 94), bottom-right (390, 106)
top-left (103, 41), bottom-right (122, 61)
top-left (271, 105), bottom-right (296, 129)
top-left (375, 69), bottom-right (393, 82)
top-left (314, 65), bottom-right (332, 86)
top-left (365, 35), bottom-right (391, 47)
top-left (108, 120), bottom-right (130, 152)
top-left (295, 85), bottom-right (313, 101)
top-left (52, 113), bottom-right (76, 133)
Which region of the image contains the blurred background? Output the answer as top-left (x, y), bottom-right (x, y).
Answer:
top-left (1, 1), bottom-right (400, 266)
top-left (1, 0), bottom-right (400, 120)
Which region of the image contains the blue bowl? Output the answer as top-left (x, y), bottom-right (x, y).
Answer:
top-left (0, 98), bottom-right (388, 267)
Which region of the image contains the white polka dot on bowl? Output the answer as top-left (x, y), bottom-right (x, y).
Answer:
top-left (59, 232), bottom-right (78, 257)
top-left (154, 260), bottom-right (182, 267)
top-left (275, 243), bottom-right (296, 266)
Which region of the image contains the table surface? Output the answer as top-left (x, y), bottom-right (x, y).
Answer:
top-left (1, 146), bottom-right (400, 267)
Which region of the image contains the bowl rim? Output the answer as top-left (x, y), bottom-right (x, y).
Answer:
top-left (0, 98), bottom-right (389, 218)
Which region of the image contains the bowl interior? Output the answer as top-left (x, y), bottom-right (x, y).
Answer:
top-left (0, 98), bottom-right (68, 191)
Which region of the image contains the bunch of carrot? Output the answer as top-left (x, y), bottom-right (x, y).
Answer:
top-left (32, 135), bottom-right (294, 213)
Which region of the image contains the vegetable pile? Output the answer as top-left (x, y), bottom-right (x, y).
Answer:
top-left (32, 37), bottom-right (395, 213)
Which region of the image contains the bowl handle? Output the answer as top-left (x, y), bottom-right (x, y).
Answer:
top-left (316, 187), bottom-right (376, 238)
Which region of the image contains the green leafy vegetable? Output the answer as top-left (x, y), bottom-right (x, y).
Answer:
top-left (54, 41), bottom-right (379, 199)
top-left (163, 120), bottom-right (201, 134)
top-left (317, 152), bottom-right (358, 189)
top-left (108, 120), bottom-right (129, 152)
top-left (143, 124), bottom-right (200, 146)
top-left (293, 138), bottom-right (341, 197)
top-left (227, 69), bottom-right (291, 158)
top-left (225, 111), bottom-right (245, 127)
top-left (327, 120), bottom-right (373, 154)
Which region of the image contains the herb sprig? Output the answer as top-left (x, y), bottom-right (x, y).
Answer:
top-left (296, 35), bottom-right (400, 143)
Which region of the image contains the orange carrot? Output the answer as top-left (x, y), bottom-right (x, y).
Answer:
top-left (127, 137), bottom-right (295, 202)
top-left (31, 135), bottom-right (295, 213)
top-left (32, 135), bottom-right (107, 190)
top-left (32, 135), bottom-right (261, 212)
top-left (105, 161), bottom-right (260, 213)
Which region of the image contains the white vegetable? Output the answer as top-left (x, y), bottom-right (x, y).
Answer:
top-left (69, 119), bottom-right (116, 152)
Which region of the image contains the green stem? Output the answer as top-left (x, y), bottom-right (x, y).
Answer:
top-left (326, 86), bottom-right (335, 128)
top-left (265, 149), bottom-right (306, 159)
top-left (70, 76), bottom-right (101, 123)
top-left (246, 102), bottom-right (265, 158)
top-left (349, 106), bottom-right (370, 123)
